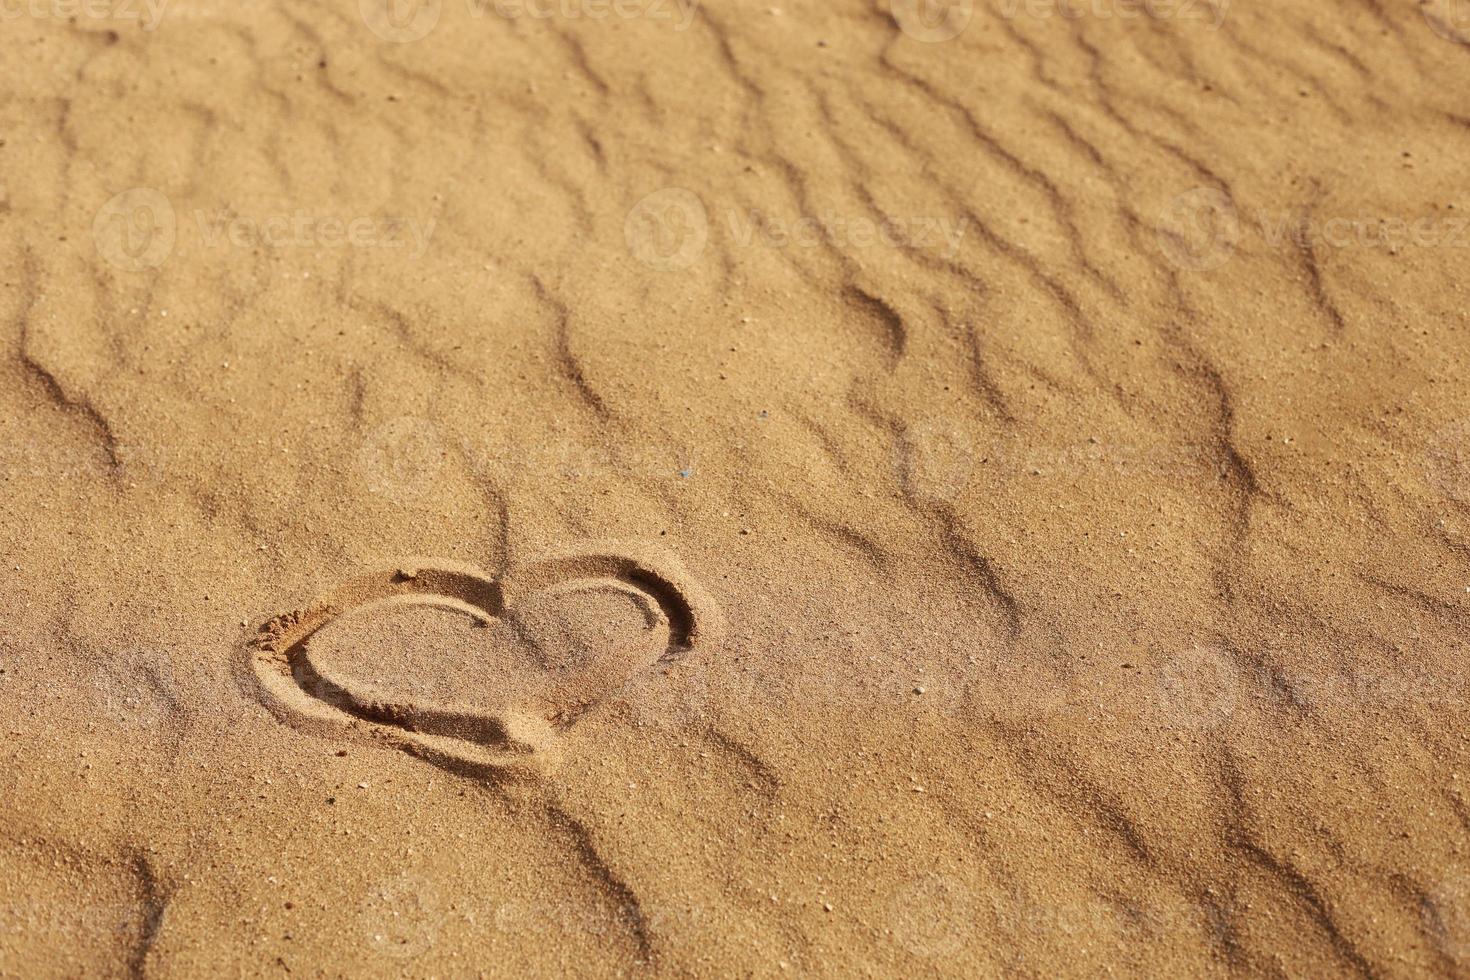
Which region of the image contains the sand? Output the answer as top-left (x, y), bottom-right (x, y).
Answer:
top-left (2, 0), bottom-right (1469, 975)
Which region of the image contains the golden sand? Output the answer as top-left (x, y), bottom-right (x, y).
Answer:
top-left (3, 0), bottom-right (1470, 974)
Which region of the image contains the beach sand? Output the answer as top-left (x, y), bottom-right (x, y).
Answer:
top-left (3, 0), bottom-right (1470, 974)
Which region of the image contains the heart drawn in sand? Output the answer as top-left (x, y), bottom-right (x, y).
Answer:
top-left (241, 544), bottom-right (723, 780)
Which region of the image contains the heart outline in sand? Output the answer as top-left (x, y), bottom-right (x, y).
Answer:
top-left (240, 543), bottom-right (723, 780)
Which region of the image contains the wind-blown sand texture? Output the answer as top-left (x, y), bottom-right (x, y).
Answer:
top-left (3, 0), bottom-right (1470, 975)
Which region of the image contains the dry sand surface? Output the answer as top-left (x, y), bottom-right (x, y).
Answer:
top-left (3, 0), bottom-right (1470, 975)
